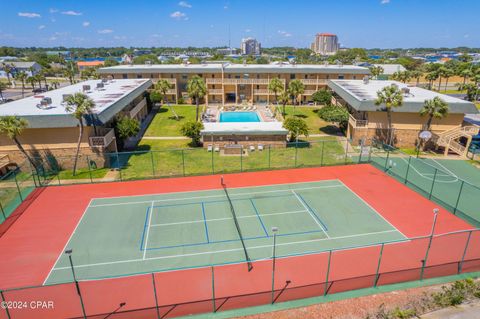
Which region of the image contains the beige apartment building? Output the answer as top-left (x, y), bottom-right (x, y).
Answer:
top-left (98, 63), bottom-right (370, 105)
top-left (0, 79), bottom-right (152, 169)
top-left (328, 80), bottom-right (479, 156)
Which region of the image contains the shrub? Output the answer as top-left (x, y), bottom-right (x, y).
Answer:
top-left (312, 89), bottom-right (332, 106)
top-left (180, 121), bottom-right (204, 146)
top-left (283, 117), bottom-right (309, 142)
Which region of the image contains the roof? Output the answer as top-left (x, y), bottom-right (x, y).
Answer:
top-left (99, 63), bottom-right (370, 75)
top-left (327, 80), bottom-right (478, 114)
top-left (0, 79), bottom-right (152, 128)
top-left (373, 64), bottom-right (406, 75)
top-left (316, 33), bottom-right (337, 37)
top-left (77, 61), bottom-right (105, 67)
top-left (1, 61), bottom-right (40, 69)
top-left (201, 122), bottom-right (288, 135)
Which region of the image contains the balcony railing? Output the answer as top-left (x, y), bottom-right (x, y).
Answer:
top-left (253, 89), bottom-right (272, 95)
top-left (157, 78), bottom-right (177, 85)
top-left (128, 98), bottom-right (147, 119)
top-left (89, 128), bottom-right (116, 148)
top-left (348, 114), bottom-right (368, 128)
top-left (303, 90), bottom-right (317, 95)
top-left (166, 89), bottom-right (177, 95)
top-left (208, 89), bottom-right (224, 95)
top-left (300, 79), bottom-right (327, 85)
top-left (0, 154), bottom-right (11, 168)
top-left (206, 78), bottom-right (286, 85)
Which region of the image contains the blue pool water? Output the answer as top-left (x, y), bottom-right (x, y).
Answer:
top-left (219, 112), bottom-right (260, 122)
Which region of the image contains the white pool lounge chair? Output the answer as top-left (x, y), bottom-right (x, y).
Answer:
top-left (249, 145), bottom-right (255, 152)
top-left (258, 144), bottom-right (264, 151)
top-left (207, 144), bottom-right (213, 152)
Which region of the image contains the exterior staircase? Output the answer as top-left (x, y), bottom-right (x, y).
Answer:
top-left (432, 125), bottom-right (480, 157)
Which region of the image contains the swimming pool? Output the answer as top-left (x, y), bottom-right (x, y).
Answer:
top-left (219, 111), bottom-right (260, 122)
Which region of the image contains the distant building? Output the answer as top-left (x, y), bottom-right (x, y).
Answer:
top-left (77, 61), bottom-right (105, 71)
top-left (311, 33), bottom-right (339, 56)
top-left (0, 61), bottom-right (42, 78)
top-left (217, 48), bottom-right (239, 55)
top-left (240, 38), bottom-right (261, 55)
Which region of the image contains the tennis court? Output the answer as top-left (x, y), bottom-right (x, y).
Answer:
top-left (45, 179), bottom-right (406, 285)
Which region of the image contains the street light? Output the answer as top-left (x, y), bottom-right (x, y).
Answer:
top-left (271, 226), bottom-right (278, 304)
top-left (65, 249), bottom-right (87, 319)
top-left (420, 208), bottom-right (439, 280)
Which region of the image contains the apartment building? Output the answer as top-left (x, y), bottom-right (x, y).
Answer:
top-left (241, 38), bottom-right (261, 55)
top-left (328, 79), bottom-right (479, 156)
top-left (311, 33), bottom-right (339, 55)
top-left (0, 79), bottom-right (152, 168)
top-left (98, 63), bottom-right (370, 105)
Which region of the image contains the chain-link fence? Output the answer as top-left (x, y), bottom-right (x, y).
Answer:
top-left (1, 229), bottom-right (479, 319)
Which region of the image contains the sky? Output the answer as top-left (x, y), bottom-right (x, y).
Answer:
top-left (0, 0), bottom-right (479, 49)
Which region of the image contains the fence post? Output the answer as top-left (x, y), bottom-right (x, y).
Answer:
top-left (268, 145), bottom-right (271, 169)
top-left (211, 147), bottom-right (215, 174)
top-left (0, 202), bottom-right (6, 221)
top-left (13, 169), bottom-right (23, 201)
top-left (324, 250), bottom-right (332, 296)
top-left (151, 273), bottom-right (161, 319)
top-left (458, 230), bottom-right (473, 274)
top-left (181, 150), bottom-right (186, 177)
top-left (86, 156), bottom-right (93, 183)
top-left (0, 290), bottom-right (11, 319)
top-left (240, 148), bottom-right (243, 172)
top-left (150, 151), bottom-right (156, 178)
top-left (320, 141), bottom-right (325, 166)
top-left (428, 169), bottom-right (438, 200)
top-left (211, 266), bottom-right (216, 313)
top-left (383, 150), bottom-right (390, 171)
top-left (374, 243), bottom-right (385, 287)
top-left (404, 156), bottom-right (411, 184)
top-left (344, 140), bottom-right (349, 164)
top-left (368, 142), bottom-right (373, 162)
top-left (116, 152), bottom-right (123, 182)
top-left (453, 181), bottom-right (465, 215)
top-left (294, 142), bottom-right (298, 167)
top-left (420, 211), bottom-right (438, 280)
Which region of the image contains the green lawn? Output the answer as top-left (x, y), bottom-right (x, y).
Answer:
top-left (55, 168), bottom-right (110, 180)
top-left (282, 106), bottom-right (340, 135)
top-left (144, 105), bottom-right (199, 137)
top-left (475, 103), bottom-right (480, 110)
top-left (119, 137), bottom-right (348, 181)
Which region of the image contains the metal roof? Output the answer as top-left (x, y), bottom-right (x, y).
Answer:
top-left (99, 63), bottom-right (370, 75)
top-left (328, 80), bottom-right (478, 114)
top-left (201, 122), bottom-right (288, 135)
top-left (0, 79), bottom-right (152, 128)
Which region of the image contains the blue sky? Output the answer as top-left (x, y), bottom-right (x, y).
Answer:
top-left (1, 0), bottom-right (478, 48)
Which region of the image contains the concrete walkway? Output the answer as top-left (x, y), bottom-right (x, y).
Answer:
top-left (421, 301), bottom-right (480, 318)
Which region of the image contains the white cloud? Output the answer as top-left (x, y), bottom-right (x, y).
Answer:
top-left (170, 11), bottom-right (188, 20)
top-left (82, 21), bottom-right (90, 27)
top-left (381, 0), bottom-right (390, 4)
top-left (245, 29), bottom-right (252, 33)
top-left (38, 25), bottom-right (46, 30)
top-left (114, 35), bottom-right (127, 40)
top-left (179, 1), bottom-right (192, 8)
top-left (224, 5), bottom-right (228, 9)
top-left (151, 34), bottom-right (162, 38)
top-left (61, 10), bottom-right (82, 16)
top-left (18, 12), bottom-right (41, 18)
top-left (97, 29), bottom-right (113, 34)
top-left (464, 34), bottom-right (470, 38)
top-left (49, 36), bottom-right (57, 41)
top-left (278, 30), bottom-right (292, 37)
top-left (49, 8), bottom-right (58, 13)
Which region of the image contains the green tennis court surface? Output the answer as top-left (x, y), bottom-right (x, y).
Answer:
top-left (45, 180), bottom-right (407, 285)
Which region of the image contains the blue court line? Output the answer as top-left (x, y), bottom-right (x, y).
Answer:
top-left (201, 202), bottom-right (210, 243)
top-left (296, 194), bottom-right (329, 231)
top-left (139, 206), bottom-right (151, 251)
top-left (249, 199), bottom-right (269, 237)
top-left (144, 228), bottom-right (323, 251)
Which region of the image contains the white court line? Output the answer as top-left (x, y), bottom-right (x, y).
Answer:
top-left (89, 184), bottom-right (344, 208)
top-left (142, 201), bottom-right (154, 260)
top-left (338, 180), bottom-right (409, 240)
top-left (291, 190), bottom-right (330, 238)
top-left (150, 210), bottom-right (308, 227)
top-left (43, 199), bottom-right (94, 285)
top-left (51, 229), bottom-right (399, 271)
top-left (398, 157), bottom-right (458, 183)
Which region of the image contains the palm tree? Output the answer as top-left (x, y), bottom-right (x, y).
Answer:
top-left (64, 93), bottom-right (96, 176)
top-left (442, 68), bottom-right (454, 92)
top-left (50, 80), bottom-right (60, 90)
top-left (460, 69), bottom-right (473, 87)
top-left (436, 67), bottom-right (449, 91)
top-left (187, 75), bottom-right (207, 122)
top-left (277, 89), bottom-right (290, 116)
top-left (420, 97), bottom-right (449, 131)
top-left (410, 70), bottom-right (423, 86)
top-left (288, 79), bottom-right (305, 108)
top-left (2, 63), bottom-right (12, 84)
top-left (0, 116), bottom-right (38, 171)
top-left (369, 66), bottom-right (384, 79)
top-left (16, 71), bottom-right (27, 98)
top-left (0, 81), bottom-right (7, 101)
top-left (27, 76), bottom-right (36, 90)
top-left (155, 79), bottom-right (173, 104)
top-left (268, 77), bottom-right (283, 105)
top-left (425, 72), bottom-right (438, 90)
top-left (375, 84), bottom-right (404, 145)
top-left (64, 68), bottom-right (75, 85)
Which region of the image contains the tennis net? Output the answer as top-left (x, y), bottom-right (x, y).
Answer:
top-left (221, 176), bottom-right (253, 271)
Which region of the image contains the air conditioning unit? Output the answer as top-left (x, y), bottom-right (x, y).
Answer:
top-left (82, 85), bottom-right (91, 92)
top-left (363, 76), bottom-right (369, 85)
top-left (102, 78), bottom-right (108, 83)
top-left (40, 97), bottom-right (52, 106)
top-left (145, 60), bottom-right (152, 66)
top-left (97, 82), bottom-right (104, 89)
top-left (401, 87), bottom-right (410, 95)
top-left (62, 94), bottom-right (72, 102)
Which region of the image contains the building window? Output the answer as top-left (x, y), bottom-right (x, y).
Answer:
top-left (235, 75), bottom-right (240, 79)
top-left (151, 74), bottom-right (154, 78)
top-left (213, 85), bottom-right (216, 89)
top-left (338, 75), bottom-right (344, 79)
top-left (256, 85), bottom-right (259, 89)
top-left (304, 75), bottom-right (308, 79)
top-left (137, 74), bottom-right (143, 79)
top-left (326, 75), bottom-right (330, 79)
top-left (353, 76), bottom-right (356, 80)
top-left (212, 74), bottom-right (215, 78)
top-left (198, 74), bottom-right (202, 77)
top-left (170, 74), bottom-right (174, 78)
top-left (290, 74), bottom-right (295, 79)
top-left (182, 74), bottom-right (188, 80)
top-left (122, 74), bottom-right (127, 79)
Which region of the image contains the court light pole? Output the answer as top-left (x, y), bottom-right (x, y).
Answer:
top-left (420, 208), bottom-right (439, 280)
top-left (271, 226), bottom-right (278, 304)
top-left (65, 249), bottom-right (87, 319)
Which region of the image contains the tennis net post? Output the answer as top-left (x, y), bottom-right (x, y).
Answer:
top-left (220, 176), bottom-right (253, 272)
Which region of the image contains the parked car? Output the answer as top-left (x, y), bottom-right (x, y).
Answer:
top-left (32, 88), bottom-right (47, 93)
